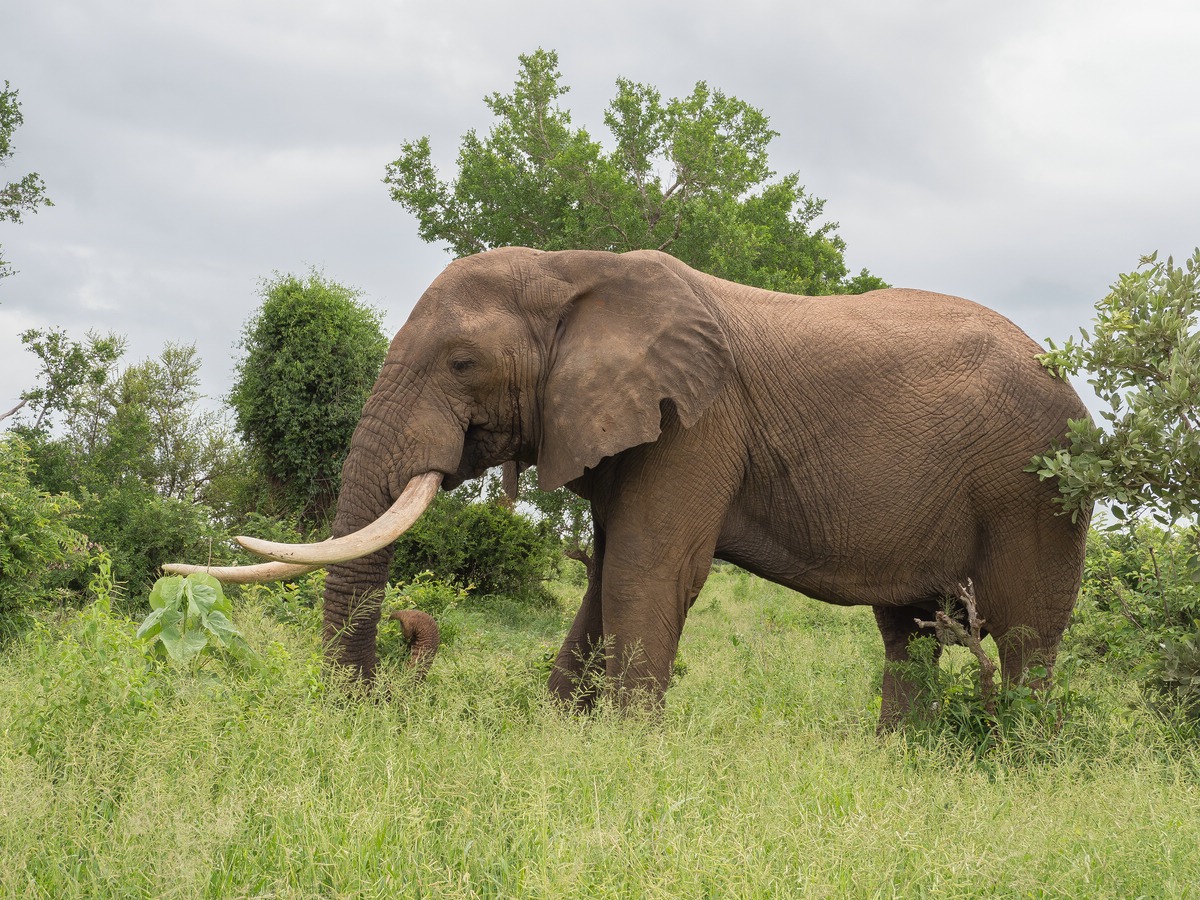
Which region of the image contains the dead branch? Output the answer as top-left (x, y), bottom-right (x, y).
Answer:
top-left (915, 578), bottom-right (997, 717)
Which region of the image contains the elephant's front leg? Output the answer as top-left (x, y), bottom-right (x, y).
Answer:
top-left (601, 534), bottom-right (718, 707)
top-left (594, 442), bottom-right (738, 708)
top-left (548, 524), bottom-right (606, 711)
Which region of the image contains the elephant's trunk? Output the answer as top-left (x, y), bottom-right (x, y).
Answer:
top-left (390, 609), bottom-right (440, 678)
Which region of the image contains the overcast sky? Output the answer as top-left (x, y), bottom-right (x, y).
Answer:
top-left (3, 0), bottom-right (1199, 417)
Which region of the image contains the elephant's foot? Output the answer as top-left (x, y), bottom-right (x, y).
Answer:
top-left (548, 639), bottom-right (609, 712)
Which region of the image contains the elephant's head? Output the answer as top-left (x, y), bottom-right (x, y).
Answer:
top-left (166, 248), bottom-right (733, 678)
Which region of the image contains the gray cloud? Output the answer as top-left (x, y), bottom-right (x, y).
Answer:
top-left (3, 0), bottom-right (1198, 418)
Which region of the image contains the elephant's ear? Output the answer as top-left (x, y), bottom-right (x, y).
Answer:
top-left (536, 250), bottom-right (734, 491)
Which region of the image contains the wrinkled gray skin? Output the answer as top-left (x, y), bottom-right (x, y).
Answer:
top-left (325, 247), bottom-right (1091, 728)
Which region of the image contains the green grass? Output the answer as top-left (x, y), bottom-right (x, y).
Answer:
top-left (2, 567), bottom-right (1199, 897)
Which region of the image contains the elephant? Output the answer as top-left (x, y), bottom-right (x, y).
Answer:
top-left (167, 247), bottom-right (1091, 728)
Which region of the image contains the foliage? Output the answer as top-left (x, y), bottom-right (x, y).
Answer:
top-left (389, 486), bottom-right (559, 602)
top-left (230, 270), bottom-right (388, 524)
top-left (55, 341), bottom-right (238, 504)
top-left (8, 568), bottom-right (1200, 897)
top-left (0, 328), bottom-right (124, 428)
top-left (70, 482), bottom-right (230, 599)
top-left (389, 569), bottom-right (471, 617)
top-left (386, 49), bottom-right (885, 297)
top-left (136, 573), bottom-right (253, 668)
top-left (0, 435), bottom-right (88, 641)
top-left (1063, 522), bottom-right (1200, 729)
top-left (0, 80), bottom-right (53, 280)
top-left (6, 334), bottom-right (245, 596)
top-left (1031, 249), bottom-right (1200, 526)
top-left (1066, 522), bottom-right (1200, 662)
top-left (1154, 631), bottom-right (1200, 726)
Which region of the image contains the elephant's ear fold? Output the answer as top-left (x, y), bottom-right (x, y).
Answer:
top-left (537, 250), bottom-right (734, 491)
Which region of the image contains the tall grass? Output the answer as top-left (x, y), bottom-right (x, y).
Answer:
top-left (2, 567), bottom-right (1199, 897)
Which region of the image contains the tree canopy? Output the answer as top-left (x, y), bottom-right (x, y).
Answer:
top-left (0, 81), bottom-right (52, 281)
top-left (229, 271), bottom-right (388, 524)
top-left (1031, 249), bottom-right (1200, 529)
top-left (385, 49), bottom-right (885, 296)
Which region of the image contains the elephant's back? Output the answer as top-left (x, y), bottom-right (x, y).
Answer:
top-left (729, 285), bottom-right (1087, 427)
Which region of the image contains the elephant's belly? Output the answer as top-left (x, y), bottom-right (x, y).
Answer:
top-left (714, 505), bottom-right (961, 608)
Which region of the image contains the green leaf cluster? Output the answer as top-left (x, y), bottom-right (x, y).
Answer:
top-left (0, 435), bottom-right (88, 640)
top-left (9, 336), bottom-right (240, 595)
top-left (385, 49), bottom-right (885, 296)
top-left (1067, 522), bottom-right (1200, 661)
top-left (136, 573), bottom-right (252, 666)
top-left (229, 271), bottom-right (388, 524)
top-left (389, 487), bottom-right (560, 603)
top-left (1030, 249), bottom-right (1200, 525)
top-left (0, 80), bottom-right (53, 280)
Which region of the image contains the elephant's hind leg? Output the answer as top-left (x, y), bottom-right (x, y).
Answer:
top-left (873, 604), bottom-right (944, 732)
top-left (974, 511), bottom-right (1088, 693)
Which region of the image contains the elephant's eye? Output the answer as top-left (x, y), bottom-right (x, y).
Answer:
top-left (449, 357), bottom-right (475, 374)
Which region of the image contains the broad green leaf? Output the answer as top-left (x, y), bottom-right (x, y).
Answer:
top-left (160, 625), bottom-right (209, 664)
top-left (149, 576), bottom-right (184, 611)
top-left (135, 605), bottom-right (169, 640)
top-left (186, 579), bottom-right (220, 617)
top-left (202, 609), bottom-right (243, 648)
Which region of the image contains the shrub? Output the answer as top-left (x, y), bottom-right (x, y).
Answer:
top-left (1064, 522), bottom-right (1200, 664)
top-left (0, 436), bottom-right (88, 640)
top-left (71, 481), bottom-right (231, 601)
top-left (230, 271), bottom-right (388, 524)
top-left (136, 573), bottom-right (254, 668)
top-left (389, 489), bottom-right (559, 602)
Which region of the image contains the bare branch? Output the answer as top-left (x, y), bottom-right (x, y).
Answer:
top-left (914, 579), bottom-right (997, 717)
top-left (0, 397), bottom-right (28, 421)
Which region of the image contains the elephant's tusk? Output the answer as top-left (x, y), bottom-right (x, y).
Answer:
top-left (236, 471), bottom-right (443, 565)
top-left (161, 560), bottom-right (320, 584)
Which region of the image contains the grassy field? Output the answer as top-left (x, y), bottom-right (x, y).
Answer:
top-left (2, 566), bottom-right (1199, 898)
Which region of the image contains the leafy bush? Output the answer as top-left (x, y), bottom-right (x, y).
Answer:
top-left (1153, 632), bottom-right (1200, 727)
top-left (389, 489), bottom-right (559, 602)
top-left (1063, 521), bottom-right (1200, 728)
top-left (0, 435), bottom-right (88, 640)
top-left (71, 481), bottom-right (231, 600)
top-left (1065, 522), bottom-right (1200, 664)
top-left (389, 569), bottom-right (471, 617)
top-left (230, 271), bottom-right (388, 523)
top-left (136, 573), bottom-right (253, 668)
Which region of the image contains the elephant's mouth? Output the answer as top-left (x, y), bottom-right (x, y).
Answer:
top-left (162, 471), bottom-right (444, 581)
top-left (443, 425), bottom-right (518, 490)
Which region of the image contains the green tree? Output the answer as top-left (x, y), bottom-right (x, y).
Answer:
top-left (229, 271), bottom-right (388, 524)
top-left (1030, 249), bottom-right (1200, 527)
top-left (1, 328), bottom-right (125, 428)
top-left (10, 334), bottom-right (241, 596)
top-left (0, 435), bottom-right (87, 640)
top-left (385, 48), bottom-right (885, 296)
top-left (1030, 249), bottom-right (1200, 720)
top-left (0, 81), bottom-right (52, 281)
